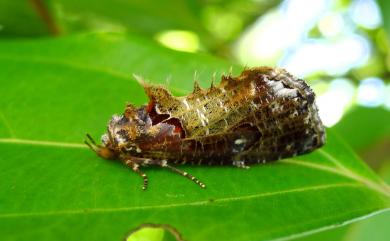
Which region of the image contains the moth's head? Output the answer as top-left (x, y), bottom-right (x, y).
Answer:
top-left (85, 133), bottom-right (118, 160)
top-left (85, 113), bottom-right (139, 160)
top-left (102, 115), bottom-right (134, 149)
top-left (101, 104), bottom-right (151, 152)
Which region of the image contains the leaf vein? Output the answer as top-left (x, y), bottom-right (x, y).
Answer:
top-left (281, 159), bottom-right (390, 198)
top-left (0, 182), bottom-right (359, 219)
top-left (0, 111), bottom-right (16, 138)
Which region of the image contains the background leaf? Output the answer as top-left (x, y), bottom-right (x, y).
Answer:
top-left (52, 0), bottom-right (206, 35)
top-left (343, 163), bottom-right (390, 241)
top-left (0, 0), bottom-right (281, 55)
top-left (332, 106), bottom-right (390, 152)
top-left (0, 33), bottom-right (389, 241)
top-left (0, 0), bottom-right (206, 37)
top-left (378, 0), bottom-right (390, 37)
top-left (0, 0), bottom-right (50, 37)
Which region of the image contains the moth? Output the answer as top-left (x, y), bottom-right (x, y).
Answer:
top-left (85, 67), bottom-right (326, 190)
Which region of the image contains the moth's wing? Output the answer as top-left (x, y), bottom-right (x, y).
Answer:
top-left (133, 67), bottom-right (325, 164)
top-left (135, 111), bottom-right (324, 164)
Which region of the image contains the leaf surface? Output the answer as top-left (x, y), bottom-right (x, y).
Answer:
top-left (332, 106), bottom-right (390, 151)
top-left (0, 33), bottom-right (389, 241)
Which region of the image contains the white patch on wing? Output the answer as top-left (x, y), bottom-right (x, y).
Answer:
top-left (276, 88), bottom-right (298, 98)
top-left (268, 80), bottom-right (284, 92)
top-left (182, 99), bottom-right (190, 110)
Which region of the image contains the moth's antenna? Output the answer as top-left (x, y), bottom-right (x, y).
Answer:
top-left (86, 133), bottom-right (97, 145)
top-left (84, 140), bottom-right (95, 151)
top-left (85, 133), bottom-right (98, 152)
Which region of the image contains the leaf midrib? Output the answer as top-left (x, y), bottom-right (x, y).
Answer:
top-left (0, 138), bottom-right (86, 148)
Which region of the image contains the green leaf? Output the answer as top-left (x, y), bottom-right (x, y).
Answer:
top-left (0, 33), bottom-right (389, 241)
top-left (342, 163), bottom-right (390, 241)
top-left (287, 162), bottom-right (390, 241)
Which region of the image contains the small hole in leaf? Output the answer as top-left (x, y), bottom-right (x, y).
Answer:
top-left (124, 223), bottom-right (184, 241)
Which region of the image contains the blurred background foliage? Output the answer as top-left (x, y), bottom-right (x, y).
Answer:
top-left (1, 0), bottom-right (389, 240)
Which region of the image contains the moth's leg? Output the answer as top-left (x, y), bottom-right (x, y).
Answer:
top-left (123, 159), bottom-right (148, 190)
top-left (125, 157), bottom-right (206, 189)
top-left (153, 159), bottom-right (206, 189)
top-left (232, 160), bottom-right (250, 169)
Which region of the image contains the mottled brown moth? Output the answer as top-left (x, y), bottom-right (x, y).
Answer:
top-left (85, 67), bottom-right (326, 190)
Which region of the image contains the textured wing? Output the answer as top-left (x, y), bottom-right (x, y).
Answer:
top-left (134, 67), bottom-right (325, 165)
